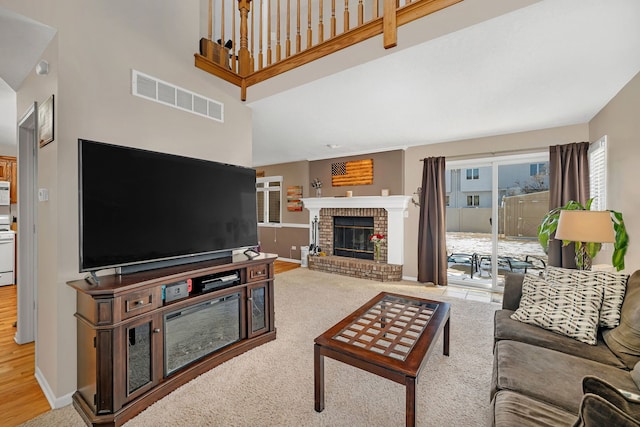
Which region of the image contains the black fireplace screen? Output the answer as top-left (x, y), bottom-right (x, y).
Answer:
top-left (333, 216), bottom-right (374, 260)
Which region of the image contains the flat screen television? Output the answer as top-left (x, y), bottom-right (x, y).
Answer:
top-left (78, 139), bottom-right (258, 274)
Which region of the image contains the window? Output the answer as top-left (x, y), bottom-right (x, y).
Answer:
top-left (466, 194), bottom-right (480, 206)
top-left (529, 163), bottom-right (547, 176)
top-left (466, 168), bottom-right (479, 180)
top-left (589, 136), bottom-right (607, 211)
top-left (256, 176), bottom-right (282, 224)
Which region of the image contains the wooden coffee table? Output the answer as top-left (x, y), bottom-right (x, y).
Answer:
top-left (314, 292), bottom-right (450, 427)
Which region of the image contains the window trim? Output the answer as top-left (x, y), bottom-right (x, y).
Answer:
top-left (466, 194), bottom-right (480, 207)
top-left (466, 168), bottom-right (479, 180)
top-left (256, 176), bottom-right (282, 225)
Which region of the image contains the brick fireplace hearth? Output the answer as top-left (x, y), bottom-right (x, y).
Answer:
top-left (301, 196), bottom-right (411, 282)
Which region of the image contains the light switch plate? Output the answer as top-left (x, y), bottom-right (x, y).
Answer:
top-left (38, 188), bottom-right (49, 202)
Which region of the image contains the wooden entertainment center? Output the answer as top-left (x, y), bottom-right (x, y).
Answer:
top-left (67, 253), bottom-right (276, 427)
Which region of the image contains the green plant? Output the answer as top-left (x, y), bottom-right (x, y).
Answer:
top-left (537, 198), bottom-right (629, 271)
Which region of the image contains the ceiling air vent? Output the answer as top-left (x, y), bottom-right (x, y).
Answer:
top-left (131, 70), bottom-right (224, 123)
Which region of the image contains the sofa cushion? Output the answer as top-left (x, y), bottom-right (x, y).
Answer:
top-left (546, 266), bottom-right (629, 328)
top-left (492, 340), bottom-right (636, 413)
top-left (574, 376), bottom-right (640, 427)
top-left (494, 309), bottom-right (626, 368)
top-left (511, 275), bottom-right (604, 345)
top-left (574, 394), bottom-right (640, 427)
top-left (502, 272), bottom-right (525, 311)
top-left (492, 390), bottom-right (577, 427)
top-left (632, 362), bottom-right (640, 389)
top-left (603, 271), bottom-right (640, 369)
top-left (582, 376), bottom-right (640, 419)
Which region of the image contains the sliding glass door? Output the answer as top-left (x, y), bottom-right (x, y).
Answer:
top-left (446, 153), bottom-right (549, 291)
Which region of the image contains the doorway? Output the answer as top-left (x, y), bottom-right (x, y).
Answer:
top-left (446, 152), bottom-right (549, 292)
top-left (15, 104), bottom-right (38, 345)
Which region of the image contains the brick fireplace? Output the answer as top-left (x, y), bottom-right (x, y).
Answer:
top-left (301, 196), bottom-right (411, 281)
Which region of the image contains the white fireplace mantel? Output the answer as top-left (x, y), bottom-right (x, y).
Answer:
top-left (301, 196), bottom-right (411, 265)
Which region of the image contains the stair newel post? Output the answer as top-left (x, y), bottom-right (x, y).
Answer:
top-left (238, 0), bottom-right (252, 77)
top-left (383, 0), bottom-right (397, 49)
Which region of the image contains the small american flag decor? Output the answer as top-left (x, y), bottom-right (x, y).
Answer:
top-left (331, 159), bottom-right (374, 187)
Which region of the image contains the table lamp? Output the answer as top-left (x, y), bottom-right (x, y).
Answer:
top-left (554, 210), bottom-right (615, 270)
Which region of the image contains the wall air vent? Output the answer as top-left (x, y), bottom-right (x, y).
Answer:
top-left (131, 70), bottom-right (224, 123)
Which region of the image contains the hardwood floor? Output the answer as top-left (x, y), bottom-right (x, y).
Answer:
top-left (274, 259), bottom-right (300, 274)
top-left (0, 260), bottom-right (300, 426)
top-left (0, 285), bottom-right (50, 427)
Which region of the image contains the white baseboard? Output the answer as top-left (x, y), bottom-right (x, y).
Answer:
top-left (403, 275), bottom-right (417, 282)
top-left (35, 366), bottom-right (73, 409)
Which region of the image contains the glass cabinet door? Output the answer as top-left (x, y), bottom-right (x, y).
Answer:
top-left (248, 283), bottom-right (269, 337)
top-left (125, 315), bottom-right (160, 400)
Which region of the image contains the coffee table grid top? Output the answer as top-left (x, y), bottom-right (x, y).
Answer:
top-left (332, 295), bottom-right (438, 361)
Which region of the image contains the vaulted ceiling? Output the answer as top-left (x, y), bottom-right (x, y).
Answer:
top-left (247, 0), bottom-right (640, 166)
top-left (1, 1), bottom-right (639, 169)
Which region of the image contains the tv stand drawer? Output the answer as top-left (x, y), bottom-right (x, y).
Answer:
top-left (120, 289), bottom-right (159, 319)
top-left (247, 264), bottom-right (268, 282)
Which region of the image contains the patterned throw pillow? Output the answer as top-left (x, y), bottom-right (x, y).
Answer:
top-left (511, 275), bottom-right (604, 345)
top-left (546, 266), bottom-right (629, 328)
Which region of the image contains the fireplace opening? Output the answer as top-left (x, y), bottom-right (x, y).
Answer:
top-left (333, 216), bottom-right (374, 260)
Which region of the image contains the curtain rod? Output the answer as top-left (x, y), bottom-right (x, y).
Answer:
top-left (418, 147), bottom-right (547, 161)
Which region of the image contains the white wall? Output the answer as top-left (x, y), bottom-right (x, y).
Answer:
top-left (2, 0), bottom-right (253, 405)
top-left (0, 144), bottom-right (17, 157)
top-left (589, 71), bottom-right (640, 274)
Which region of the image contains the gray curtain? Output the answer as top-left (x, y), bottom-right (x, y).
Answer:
top-left (548, 142), bottom-right (590, 268)
top-left (417, 157), bottom-right (447, 285)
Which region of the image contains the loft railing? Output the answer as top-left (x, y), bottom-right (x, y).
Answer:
top-left (195, 0), bottom-right (462, 100)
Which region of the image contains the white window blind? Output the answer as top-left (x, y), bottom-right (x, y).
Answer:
top-left (589, 136), bottom-right (607, 211)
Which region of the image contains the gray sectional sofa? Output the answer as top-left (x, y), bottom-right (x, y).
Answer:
top-left (491, 269), bottom-right (640, 426)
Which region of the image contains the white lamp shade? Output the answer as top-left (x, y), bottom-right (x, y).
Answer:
top-left (555, 210), bottom-right (615, 243)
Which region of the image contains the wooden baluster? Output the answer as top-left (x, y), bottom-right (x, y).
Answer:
top-left (208, 0), bottom-right (213, 41)
top-left (232, 0), bottom-right (237, 72)
top-left (296, 0), bottom-right (301, 53)
top-left (358, 0), bottom-right (363, 25)
top-left (238, 0), bottom-right (252, 76)
top-left (374, 0), bottom-right (379, 18)
top-left (267, 0), bottom-right (272, 65)
top-left (344, 0), bottom-right (349, 32)
top-left (250, 0), bottom-right (255, 71)
top-left (276, 0), bottom-right (282, 61)
top-left (318, 0), bottom-right (324, 43)
top-left (258, 0), bottom-right (263, 69)
top-left (286, 0), bottom-right (291, 57)
top-left (331, 0), bottom-right (336, 38)
top-left (307, 0), bottom-right (312, 49)
top-left (221, 0), bottom-right (225, 46)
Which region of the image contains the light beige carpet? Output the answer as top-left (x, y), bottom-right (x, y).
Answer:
top-left (21, 269), bottom-right (499, 427)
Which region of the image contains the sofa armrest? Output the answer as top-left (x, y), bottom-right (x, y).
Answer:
top-left (502, 272), bottom-right (525, 310)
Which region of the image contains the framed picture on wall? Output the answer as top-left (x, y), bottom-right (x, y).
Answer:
top-left (38, 94), bottom-right (54, 148)
top-left (287, 185), bottom-right (303, 211)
